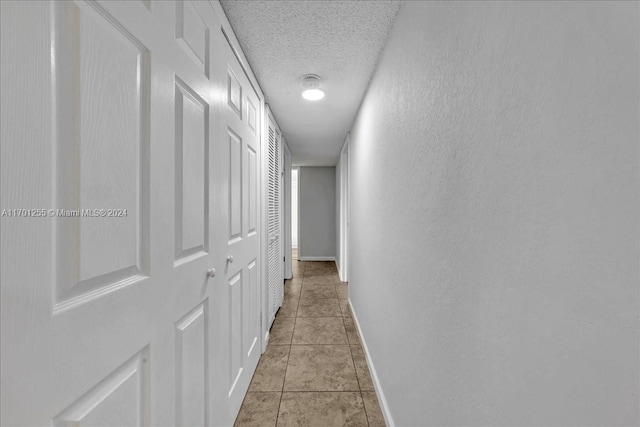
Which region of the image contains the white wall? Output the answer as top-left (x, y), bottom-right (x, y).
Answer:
top-left (299, 167), bottom-right (336, 260)
top-left (349, 2), bottom-right (639, 426)
top-left (291, 168), bottom-right (298, 247)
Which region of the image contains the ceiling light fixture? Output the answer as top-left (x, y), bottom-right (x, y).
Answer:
top-left (301, 74), bottom-right (325, 101)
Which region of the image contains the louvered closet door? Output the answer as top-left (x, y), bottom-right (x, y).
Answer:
top-left (267, 116), bottom-right (283, 327)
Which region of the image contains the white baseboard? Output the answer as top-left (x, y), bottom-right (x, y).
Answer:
top-left (298, 256), bottom-right (336, 262)
top-left (349, 299), bottom-right (395, 427)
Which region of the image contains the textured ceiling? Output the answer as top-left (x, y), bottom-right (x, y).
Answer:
top-left (220, 0), bottom-right (400, 166)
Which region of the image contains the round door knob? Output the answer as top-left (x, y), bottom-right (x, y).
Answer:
top-left (227, 255), bottom-right (234, 263)
top-left (207, 268), bottom-right (216, 278)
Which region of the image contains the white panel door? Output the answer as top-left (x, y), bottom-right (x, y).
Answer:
top-left (0, 1), bottom-right (230, 425)
top-left (210, 26), bottom-right (263, 426)
top-left (167, 2), bottom-right (218, 425)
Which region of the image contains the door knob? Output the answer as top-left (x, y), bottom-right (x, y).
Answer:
top-left (227, 255), bottom-right (234, 263)
top-left (207, 268), bottom-right (216, 278)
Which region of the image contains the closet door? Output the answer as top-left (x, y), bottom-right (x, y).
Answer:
top-left (0, 1), bottom-right (268, 426)
top-left (1, 1), bottom-right (220, 425)
top-left (210, 23), bottom-right (263, 425)
top-left (266, 111), bottom-right (283, 327)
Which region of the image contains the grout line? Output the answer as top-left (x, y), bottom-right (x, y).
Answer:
top-left (292, 316), bottom-right (343, 318)
top-left (339, 282), bottom-right (370, 427)
top-left (274, 389), bottom-right (283, 426)
top-left (275, 282), bottom-right (295, 427)
top-left (343, 311), bottom-right (363, 394)
top-left (361, 390), bottom-right (371, 427)
top-left (278, 390), bottom-right (364, 393)
top-left (290, 306), bottom-right (299, 345)
top-left (280, 390), bottom-right (361, 395)
top-left (289, 343), bottom-right (351, 346)
top-left (274, 346), bottom-right (292, 425)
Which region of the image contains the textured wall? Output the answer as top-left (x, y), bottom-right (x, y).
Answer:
top-left (299, 167), bottom-right (336, 259)
top-left (349, 2), bottom-right (639, 426)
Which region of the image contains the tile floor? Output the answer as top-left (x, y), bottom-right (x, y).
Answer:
top-left (234, 254), bottom-right (385, 427)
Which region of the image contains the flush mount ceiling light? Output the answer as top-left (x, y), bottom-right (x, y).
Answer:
top-left (301, 74), bottom-right (325, 101)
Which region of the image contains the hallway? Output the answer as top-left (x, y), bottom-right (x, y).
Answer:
top-left (234, 257), bottom-right (384, 426)
top-left (1, 1), bottom-right (637, 425)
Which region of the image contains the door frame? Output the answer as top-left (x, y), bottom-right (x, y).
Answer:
top-left (292, 167), bottom-right (300, 261)
top-left (282, 140), bottom-right (292, 280)
top-left (338, 133), bottom-right (350, 282)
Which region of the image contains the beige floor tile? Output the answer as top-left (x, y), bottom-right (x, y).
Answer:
top-left (304, 272), bottom-right (337, 280)
top-left (304, 269), bottom-right (335, 278)
top-left (343, 317), bottom-right (360, 344)
top-left (338, 299), bottom-right (351, 317)
top-left (350, 345), bottom-right (374, 391)
top-left (292, 317), bottom-right (348, 345)
top-left (269, 316), bottom-right (295, 345)
top-left (234, 392), bottom-right (281, 427)
top-left (277, 392), bottom-right (367, 427)
top-left (284, 281), bottom-right (301, 297)
top-left (301, 284), bottom-right (338, 299)
top-left (297, 298), bottom-right (342, 317)
top-left (282, 286), bottom-right (302, 303)
top-left (248, 346), bottom-right (290, 392)
top-left (335, 282), bottom-right (348, 299)
top-left (302, 275), bottom-right (338, 286)
top-left (284, 345), bottom-right (359, 391)
top-left (362, 392), bottom-right (385, 427)
top-left (304, 261), bottom-right (335, 270)
top-left (277, 295), bottom-right (299, 318)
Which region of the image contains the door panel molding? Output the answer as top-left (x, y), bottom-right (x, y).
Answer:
top-left (1, 1), bottom-right (265, 425)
